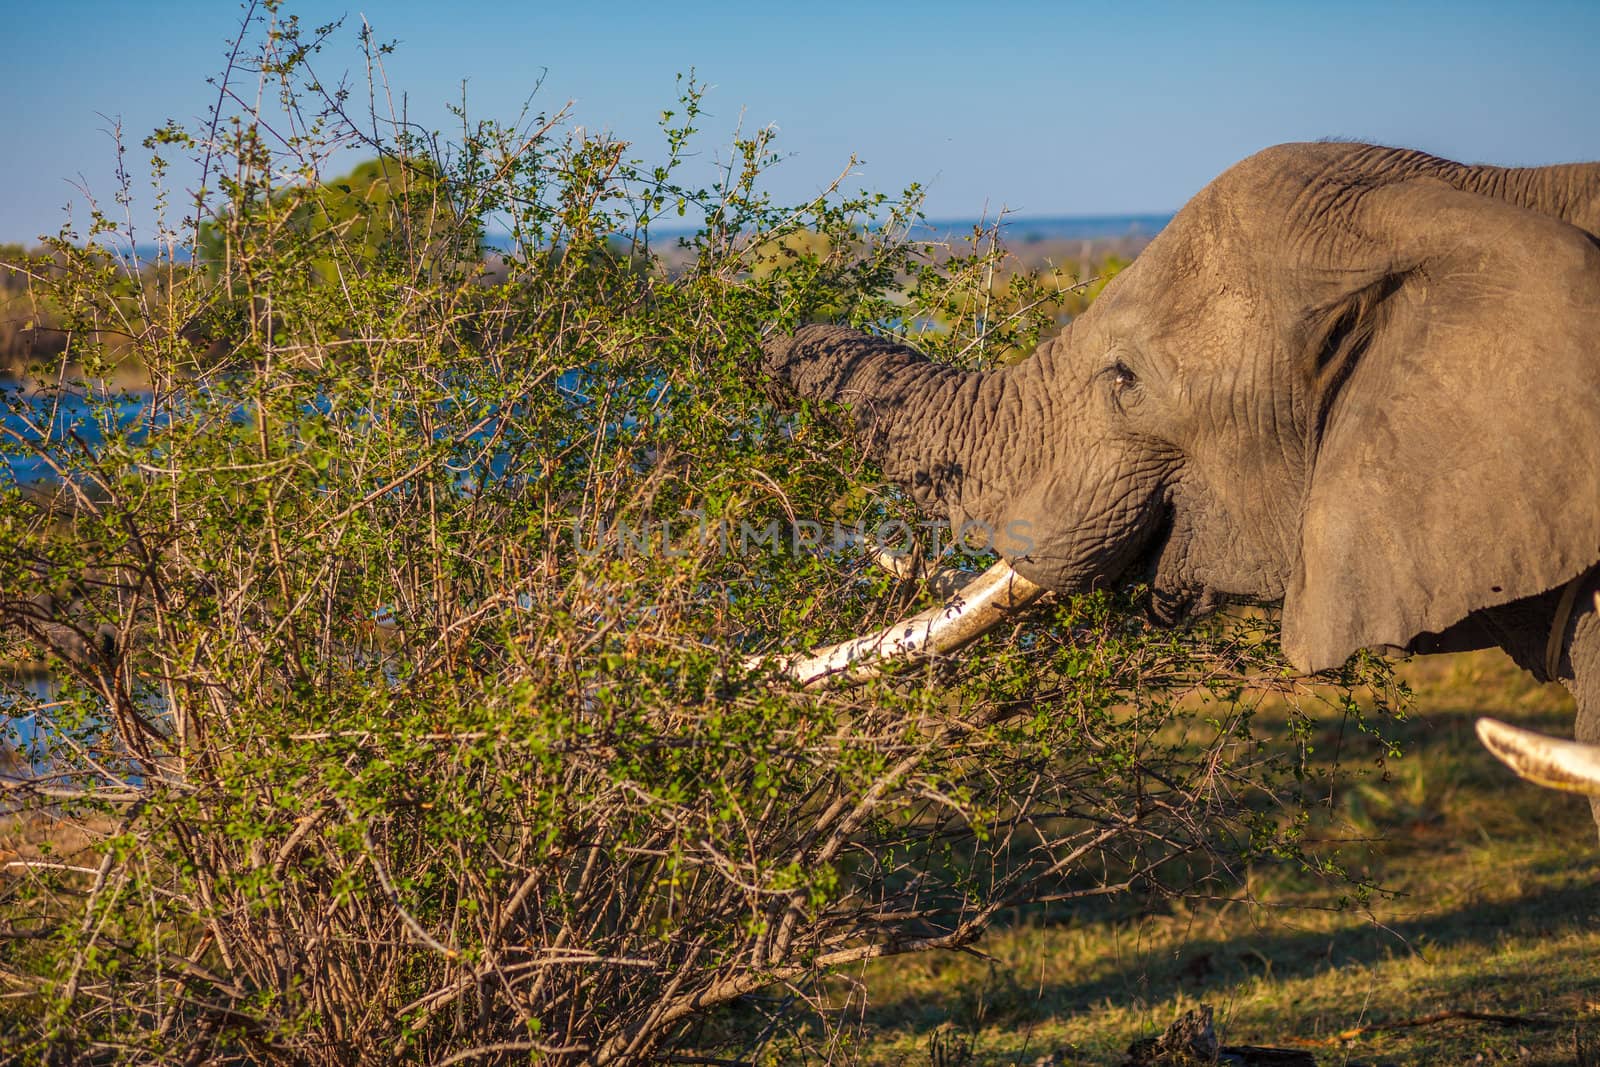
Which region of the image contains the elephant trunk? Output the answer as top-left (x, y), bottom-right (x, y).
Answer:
top-left (756, 324), bottom-right (1052, 686)
top-left (761, 324), bottom-right (1029, 524)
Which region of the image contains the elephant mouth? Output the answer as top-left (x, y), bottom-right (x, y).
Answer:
top-left (1124, 503), bottom-right (1194, 623)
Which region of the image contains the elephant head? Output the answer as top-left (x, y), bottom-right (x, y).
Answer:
top-left (759, 142), bottom-right (1600, 685)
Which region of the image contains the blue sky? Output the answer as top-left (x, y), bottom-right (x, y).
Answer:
top-left (2, 0), bottom-right (1596, 243)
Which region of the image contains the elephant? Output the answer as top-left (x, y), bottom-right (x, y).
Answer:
top-left (756, 141), bottom-right (1600, 835)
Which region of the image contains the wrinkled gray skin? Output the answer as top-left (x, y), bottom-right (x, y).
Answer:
top-left (762, 142), bottom-right (1600, 835)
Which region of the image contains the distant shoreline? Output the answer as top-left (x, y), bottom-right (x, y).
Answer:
top-left (3, 214), bottom-right (1174, 265)
top-left (906, 213), bottom-right (1173, 242)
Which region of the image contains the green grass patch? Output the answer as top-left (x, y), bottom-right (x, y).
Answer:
top-left (810, 651), bottom-right (1599, 1066)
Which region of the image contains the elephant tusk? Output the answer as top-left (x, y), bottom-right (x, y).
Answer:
top-left (1475, 717), bottom-right (1600, 797)
top-left (870, 548), bottom-right (981, 600)
top-left (871, 547), bottom-right (922, 581)
top-left (750, 559), bottom-right (1048, 687)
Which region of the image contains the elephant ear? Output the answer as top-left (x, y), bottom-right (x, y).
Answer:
top-left (1282, 179), bottom-right (1600, 673)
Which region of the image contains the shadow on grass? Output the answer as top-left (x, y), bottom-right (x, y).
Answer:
top-left (864, 674), bottom-right (1598, 1032)
top-left (852, 868), bottom-right (1599, 1051)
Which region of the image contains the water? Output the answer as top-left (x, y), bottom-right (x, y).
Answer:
top-left (0, 673), bottom-right (58, 781)
top-left (0, 376), bottom-right (593, 492)
top-left (0, 386), bottom-right (151, 487)
top-left (0, 672), bottom-right (169, 789)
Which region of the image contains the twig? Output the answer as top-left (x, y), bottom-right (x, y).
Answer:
top-left (1338, 1010), bottom-right (1562, 1039)
top-left (340, 799), bottom-right (460, 961)
top-left (1292, 1010), bottom-right (1568, 1046)
top-left (430, 1041), bottom-right (590, 1067)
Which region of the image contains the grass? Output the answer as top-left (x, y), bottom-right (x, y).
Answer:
top-left (791, 649), bottom-right (1600, 1066)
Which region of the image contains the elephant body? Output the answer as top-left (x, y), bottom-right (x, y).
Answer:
top-left (762, 142), bottom-right (1600, 833)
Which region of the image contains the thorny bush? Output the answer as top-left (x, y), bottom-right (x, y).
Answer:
top-left (0, 6), bottom-right (1403, 1064)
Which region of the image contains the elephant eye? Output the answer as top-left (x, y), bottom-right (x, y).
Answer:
top-left (1102, 360), bottom-right (1142, 413)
